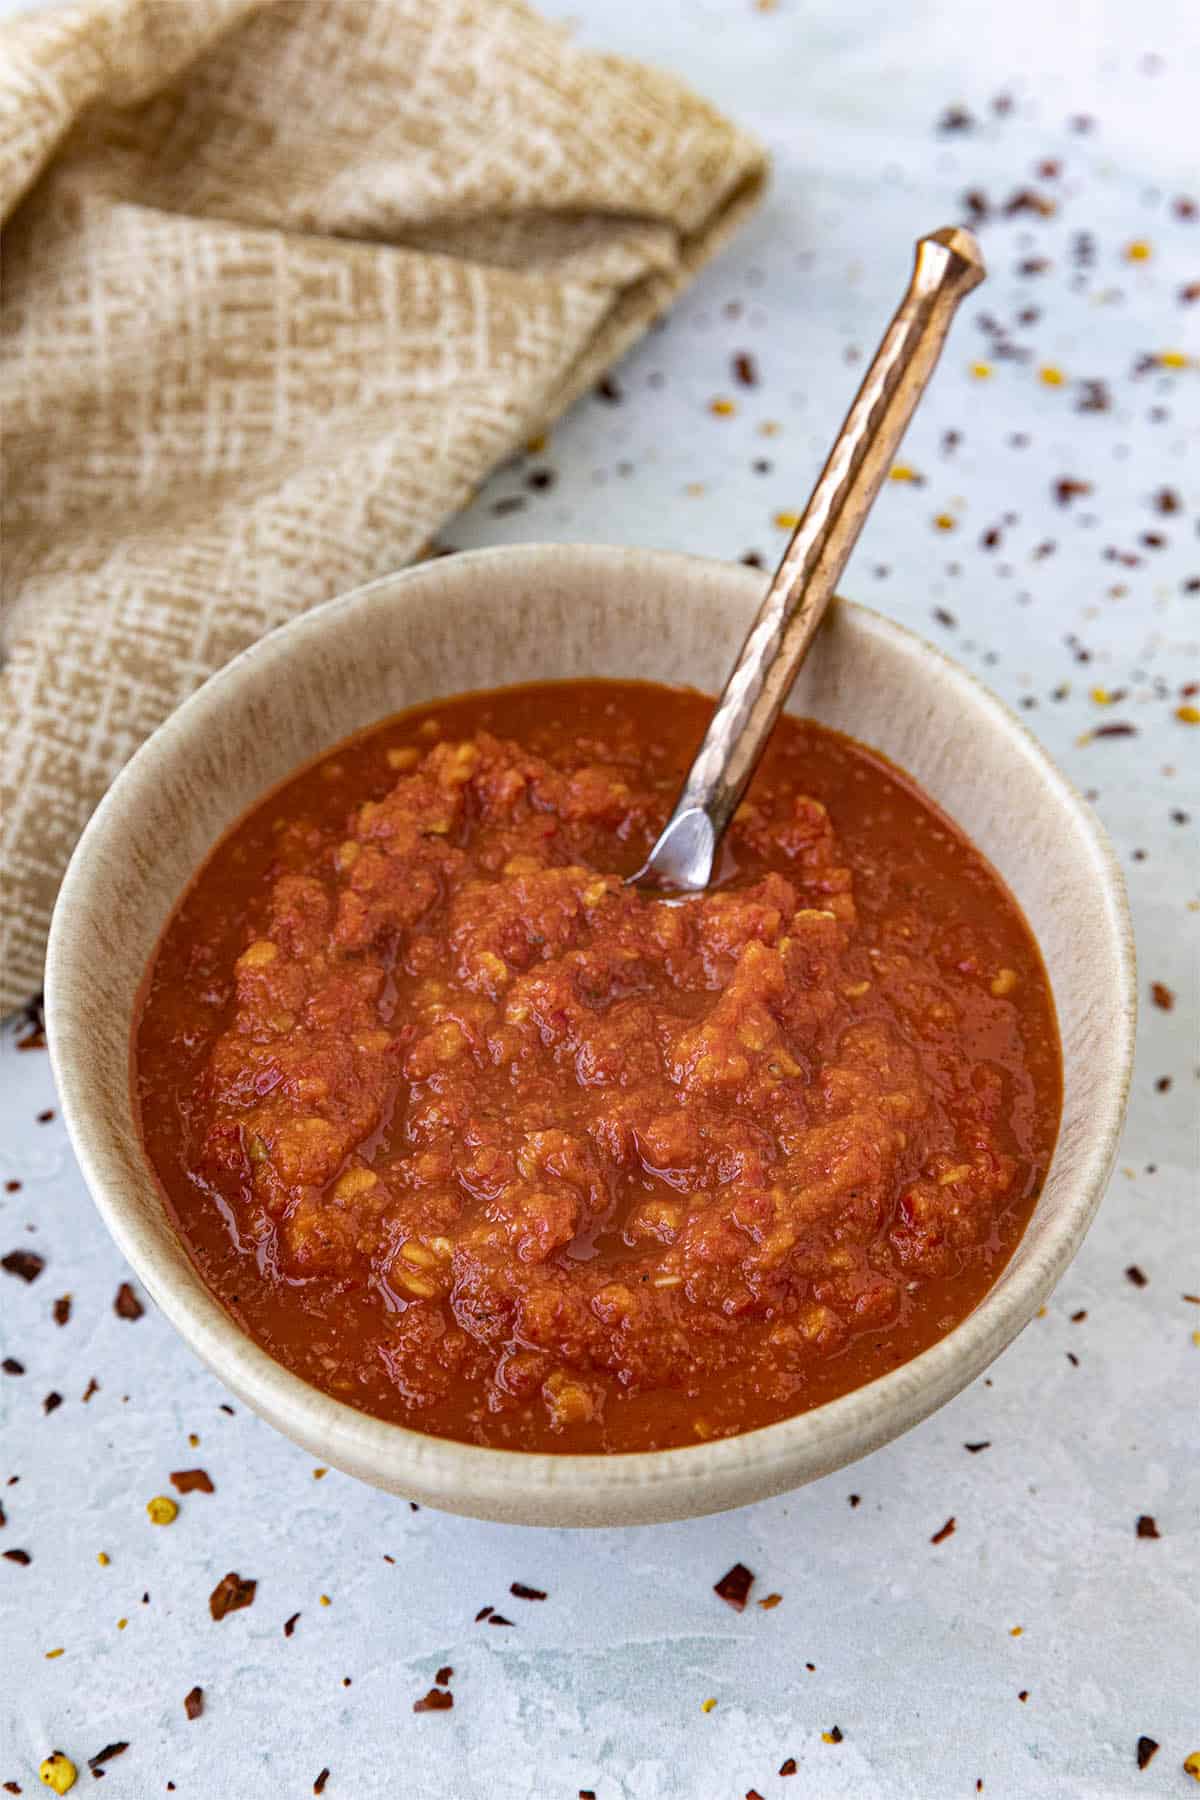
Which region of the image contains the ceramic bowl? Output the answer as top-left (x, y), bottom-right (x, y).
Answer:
top-left (45, 545), bottom-right (1136, 1527)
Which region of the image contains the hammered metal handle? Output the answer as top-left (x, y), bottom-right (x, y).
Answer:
top-left (634, 226), bottom-right (986, 893)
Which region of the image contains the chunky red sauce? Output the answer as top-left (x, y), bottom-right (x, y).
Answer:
top-left (133, 681), bottom-right (1061, 1453)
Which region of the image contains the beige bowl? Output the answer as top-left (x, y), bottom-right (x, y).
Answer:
top-left (45, 545), bottom-right (1135, 1526)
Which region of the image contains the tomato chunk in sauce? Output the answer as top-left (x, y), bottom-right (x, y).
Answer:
top-left (133, 681), bottom-right (1061, 1453)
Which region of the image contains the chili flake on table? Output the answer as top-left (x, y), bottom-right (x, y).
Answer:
top-left (209, 1571), bottom-right (256, 1621)
top-left (133, 680), bottom-right (1061, 1453)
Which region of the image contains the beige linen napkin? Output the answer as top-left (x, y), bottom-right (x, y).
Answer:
top-left (0, 0), bottom-right (765, 1012)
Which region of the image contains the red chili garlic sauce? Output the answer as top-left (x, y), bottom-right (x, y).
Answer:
top-left (133, 680), bottom-right (1061, 1454)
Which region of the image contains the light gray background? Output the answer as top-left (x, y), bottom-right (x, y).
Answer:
top-left (2, 2), bottom-right (1197, 1796)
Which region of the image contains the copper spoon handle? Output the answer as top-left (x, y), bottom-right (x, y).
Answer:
top-left (634, 225), bottom-right (986, 893)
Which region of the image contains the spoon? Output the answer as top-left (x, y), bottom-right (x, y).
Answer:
top-left (630, 225), bottom-right (986, 896)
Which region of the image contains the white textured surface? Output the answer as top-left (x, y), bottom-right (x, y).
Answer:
top-left (2, 0), bottom-right (1197, 1795)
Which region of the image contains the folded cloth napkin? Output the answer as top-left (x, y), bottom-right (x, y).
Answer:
top-left (0, 0), bottom-right (765, 1012)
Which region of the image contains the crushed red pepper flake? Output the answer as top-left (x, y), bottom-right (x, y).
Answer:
top-left (509, 1582), bottom-right (546, 1602)
top-left (487, 1614), bottom-right (514, 1627)
top-left (43, 1392), bottom-right (62, 1415)
top-left (435, 1667), bottom-right (453, 1686)
top-left (931, 1516), bottom-right (957, 1545)
top-left (1004, 187), bottom-right (1056, 217)
top-left (114, 1283), bottom-right (144, 1320)
top-left (1126, 1265), bottom-right (1149, 1288)
top-left (823, 1726), bottom-right (844, 1744)
top-left (2, 1359), bottom-right (24, 1376)
top-left (1150, 982), bottom-right (1175, 1011)
top-left (848, 1493), bottom-right (862, 1507)
top-left (87, 1743), bottom-right (129, 1773)
top-left (779, 1759), bottom-right (798, 1777)
top-left (170, 1470), bottom-right (214, 1495)
top-left (313, 1772), bottom-right (330, 1796)
top-left (1137, 1737), bottom-right (1160, 1770)
top-left (965, 1441), bottom-right (991, 1453)
top-left (1071, 1310), bottom-right (1087, 1323)
top-left (52, 1296), bottom-right (71, 1326)
top-left (758, 1593), bottom-right (783, 1610)
top-left (3, 1549), bottom-right (31, 1565)
top-left (183, 1687), bottom-right (203, 1721)
top-left (733, 352), bottom-right (759, 387)
top-left (1136, 1515), bottom-right (1161, 1539)
top-left (81, 1378), bottom-right (99, 1403)
top-left (36, 1109), bottom-right (54, 1124)
top-left (2, 1250), bottom-right (45, 1283)
top-left (938, 105), bottom-right (975, 132)
top-left (413, 1688), bottom-right (453, 1713)
top-left (1077, 379), bottom-right (1111, 413)
top-left (209, 1572), bottom-right (256, 1621)
top-left (284, 1612), bottom-right (300, 1637)
top-left (474, 1606), bottom-right (493, 1622)
top-left (1053, 477), bottom-right (1092, 506)
top-left (747, 1790), bottom-right (765, 1799)
top-left (714, 1563), bottom-right (755, 1611)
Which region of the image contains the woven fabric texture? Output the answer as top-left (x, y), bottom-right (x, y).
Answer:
top-left (0, 0), bottom-right (765, 1009)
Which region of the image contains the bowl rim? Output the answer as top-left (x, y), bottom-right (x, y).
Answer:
top-left (45, 543), bottom-right (1137, 1521)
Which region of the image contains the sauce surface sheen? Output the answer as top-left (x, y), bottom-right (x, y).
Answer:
top-left (133, 680), bottom-right (1062, 1453)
